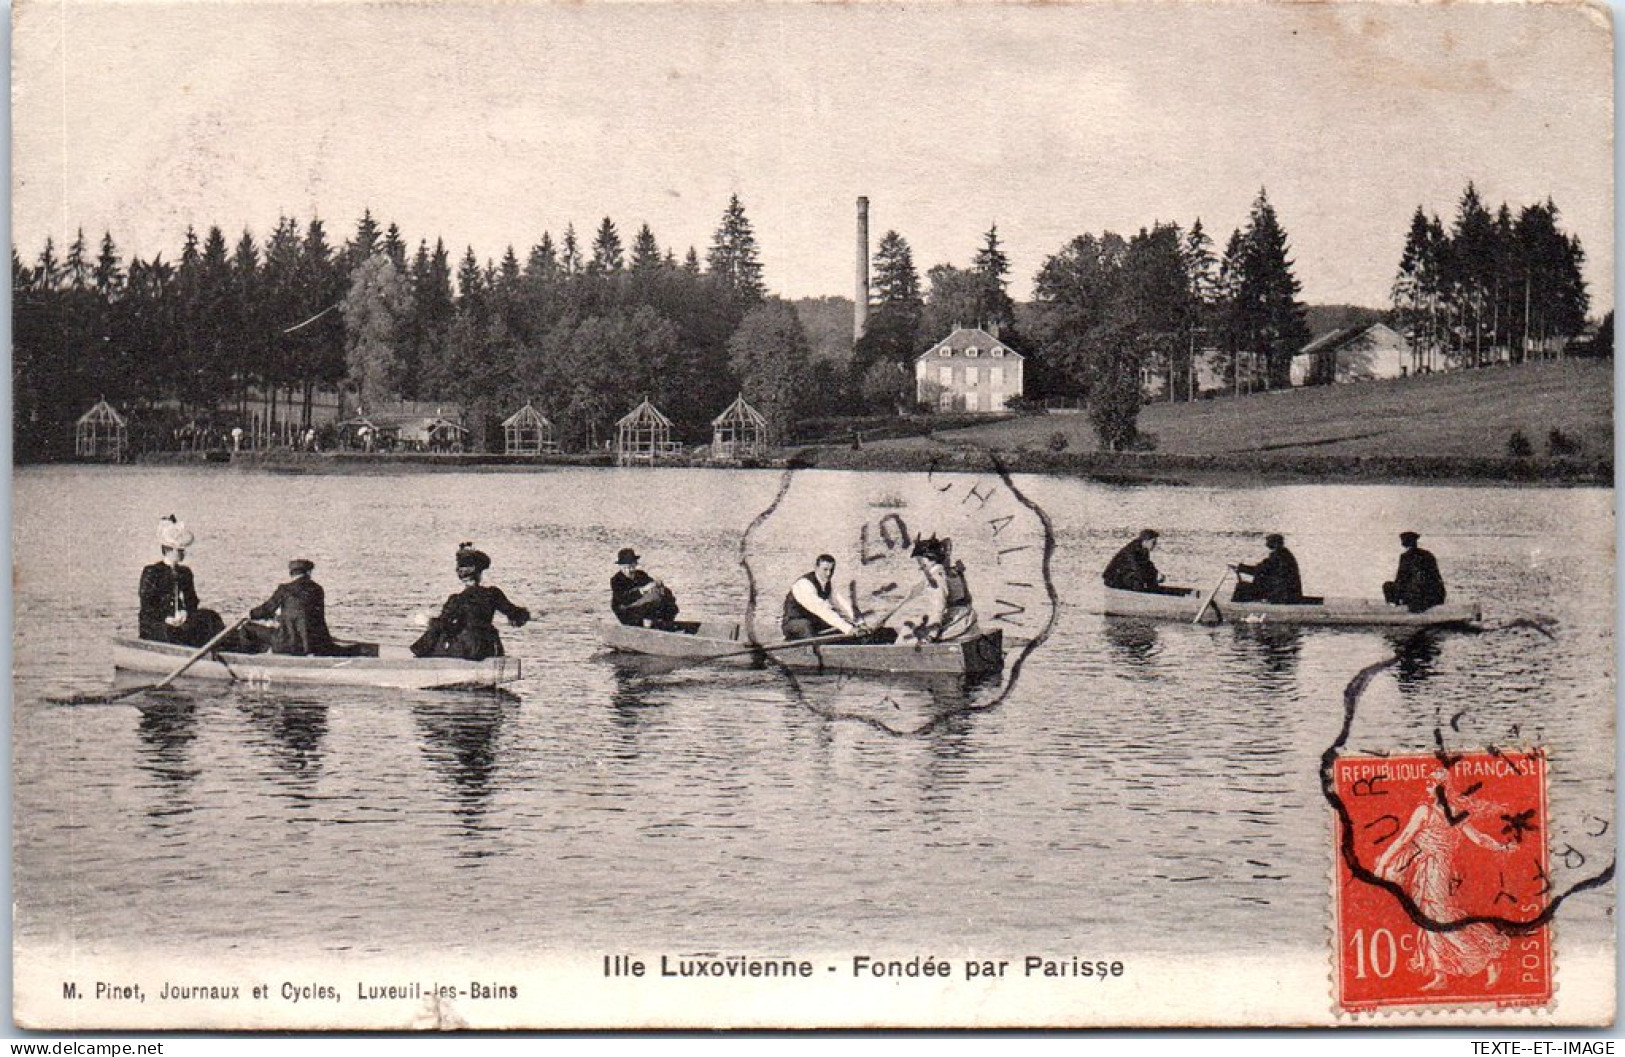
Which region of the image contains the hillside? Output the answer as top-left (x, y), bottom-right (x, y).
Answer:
top-left (879, 359), bottom-right (1613, 461)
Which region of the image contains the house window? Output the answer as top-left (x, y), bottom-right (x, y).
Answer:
top-left (992, 347), bottom-right (1005, 358)
top-left (938, 347), bottom-right (952, 357)
top-left (991, 366), bottom-right (1005, 386)
top-left (938, 365), bottom-right (953, 386)
top-left (966, 347), bottom-right (979, 358)
top-left (939, 391), bottom-right (955, 411)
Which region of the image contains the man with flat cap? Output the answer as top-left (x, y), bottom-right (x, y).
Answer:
top-left (611, 548), bottom-right (681, 629)
top-left (247, 558), bottom-right (338, 655)
top-left (1232, 533), bottom-right (1305, 604)
top-left (1103, 529), bottom-right (1176, 594)
top-left (1384, 531), bottom-right (1447, 612)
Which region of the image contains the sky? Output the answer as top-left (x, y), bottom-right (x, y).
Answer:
top-left (10, 1), bottom-right (1616, 312)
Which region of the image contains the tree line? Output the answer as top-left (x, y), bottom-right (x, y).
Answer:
top-left (13, 196), bottom-right (838, 459)
top-left (14, 182), bottom-right (1596, 461)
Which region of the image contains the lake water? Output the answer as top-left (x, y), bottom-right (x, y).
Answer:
top-left (11, 465), bottom-right (1615, 968)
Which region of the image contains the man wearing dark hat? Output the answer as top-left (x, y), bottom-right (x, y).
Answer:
top-left (1384, 532), bottom-right (1447, 612)
top-left (1103, 529), bottom-right (1174, 594)
top-left (246, 558), bottom-right (338, 655)
top-left (1232, 533), bottom-right (1305, 604)
top-left (611, 548), bottom-right (681, 629)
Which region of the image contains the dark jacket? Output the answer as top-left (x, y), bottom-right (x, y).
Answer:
top-left (782, 572), bottom-right (839, 636)
top-left (139, 561), bottom-right (200, 641)
top-left (1103, 541), bottom-right (1161, 592)
top-left (411, 584), bottom-right (529, 661)
top-left (1234, 547), bottom-right (1304, 604)
top-left (611, 569), bottom-right (680, 626)
top-left (250, 577), bottom-right (336, 655)
top-left (1387, 548), bottom-right (1447, 612)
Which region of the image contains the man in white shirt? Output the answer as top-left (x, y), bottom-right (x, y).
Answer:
top-left (781, 554), bottom-right (864, 640)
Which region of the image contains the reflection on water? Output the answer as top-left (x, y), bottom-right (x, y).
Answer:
top-left (10, 467), bottom-right (1614, 960)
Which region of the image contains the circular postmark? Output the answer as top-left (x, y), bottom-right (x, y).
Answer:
top-left (738, 452), bottom-right (1057, 735)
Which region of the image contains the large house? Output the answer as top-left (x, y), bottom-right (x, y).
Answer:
top-left (1291, 323), bottom-right (1410, 386)
top-left (915, 327), bottom-right (1025, 412)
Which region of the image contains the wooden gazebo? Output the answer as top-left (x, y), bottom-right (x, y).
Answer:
top-left (615, 397), bottom-right (675, 466)
top-left (502, 403), bottom-right (559, 455)
top-left (75, 399), bottom-right (128, 461)
top-left (710, 394), bottom-right (769, 462)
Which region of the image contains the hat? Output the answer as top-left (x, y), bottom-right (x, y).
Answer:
top-left (1138, 528), bottom-right (1159, 542)
top-left (157, 515), bottom-right (194, 550)
top-left (455, 542), bottom-right (491, 572)
top-left (1399, 531), bottom-right (1420, 546)
top-left (616, 548), bottom-right (640, 566)
top-left (1265, 533), bottom-right (1285, 548)
top-left (289, 558), bottom-right (315, 575)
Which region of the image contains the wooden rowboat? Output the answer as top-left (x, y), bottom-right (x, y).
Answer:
top-left (600, 619), bottom-right (1004, 675)
top-left (112, 636), bottom-right (521, 690)
top-left (1103, 586), bottom-right (1481, 627)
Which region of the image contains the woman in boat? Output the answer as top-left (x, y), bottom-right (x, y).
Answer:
top-left (410, 543), bottom-right (530, 661)
top-left (138, 515), bottom-right (227, 647)
top-left (894, 535), bottom-right (977, 643)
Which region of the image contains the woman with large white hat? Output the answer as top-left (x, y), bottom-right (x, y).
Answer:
top-left (137, 515), bottom-right (226, 646)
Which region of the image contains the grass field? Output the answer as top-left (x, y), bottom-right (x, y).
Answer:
top-left (883, 359), bottom-right (1613, 461)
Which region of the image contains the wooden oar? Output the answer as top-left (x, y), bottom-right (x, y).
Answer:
top-left (1191, 568), bottom-right (1233, 626)
top-left (62, 618), bottom-right (248, 704)
top-left (696, 629), bottom-right (866, 665)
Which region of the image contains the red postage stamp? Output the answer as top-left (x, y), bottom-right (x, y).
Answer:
top-left (1331, 750), bottom-right (1552, 1013)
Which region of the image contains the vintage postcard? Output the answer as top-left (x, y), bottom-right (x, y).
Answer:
top-left (10, 0), bottom-right (1615, 1031)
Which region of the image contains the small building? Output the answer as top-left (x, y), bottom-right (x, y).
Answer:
top-left (503, 403), bottom-right (559, 455)
top-left (710, 394), bottom-right (769, 462)
top-left (398, 416), bottom-right (467, 452)
top-left (339, 402), bottom-right (468, 452)
top-left (75, 399), bottom-right (128, 460)
top-left (914, 327), bottom-right (1024, 412)
top-left (1292, 323), bottom-right (1410, 386)
top-left (615, 398), bottom-right (677, 466)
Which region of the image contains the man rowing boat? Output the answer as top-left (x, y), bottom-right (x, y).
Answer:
top-left (243, 558), bottom-right (340, 656)
top-left (782, 554), bottom-right (867, 641)
top-left (1231, 533), bottom-right (1305, 604)
top-left (1103, 529), bottom-right (1183, 595)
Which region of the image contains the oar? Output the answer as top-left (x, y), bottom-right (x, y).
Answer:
top-left (697, 629), bottom-right (866, 665)
top-left (1191, 568), bottom-right (1233, 626)
top-left (63, 618), bottom-right (248, 704)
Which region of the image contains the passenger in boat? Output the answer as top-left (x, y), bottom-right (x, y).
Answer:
top-left (782, 554), bottom-right (866, 641)
top-left (1103, 529), bottom-right (1181, 594)
top-left (1383, 531), bottom-right (1447, 612)
top-left (894, 535), bottom-right (977, 643)
top-left (410, 543), bottom-right (530, 661)
top-left (138, 515), bottom-right (228, 647)
top-left (244, 558), bottom-right (338, 656)
top-left (1231, 533), bottom-right (1305, 604)
top-left (610, 548), bottom-right (681, 630)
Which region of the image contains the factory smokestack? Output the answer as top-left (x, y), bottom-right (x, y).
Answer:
top-left (854, 196), bottom-right (870, 344)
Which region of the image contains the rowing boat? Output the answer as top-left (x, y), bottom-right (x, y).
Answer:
top-left (1102, 587), bottom-right (1481, 627)
top-left (112, 636), bottom-right (521, 690)
top-left (599, 619), bottom-right (1005, 675)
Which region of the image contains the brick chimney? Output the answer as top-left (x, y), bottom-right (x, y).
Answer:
top-left (854, 196), bottom-right (870, 344)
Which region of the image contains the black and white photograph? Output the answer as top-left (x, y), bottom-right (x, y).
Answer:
top-left (9, 0), bottom-right (1616, 1030)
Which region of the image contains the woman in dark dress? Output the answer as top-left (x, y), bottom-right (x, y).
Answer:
top-left (138, 515), bottom-right (227, 646)
top-left (410, 543), bottom-right (530, 661)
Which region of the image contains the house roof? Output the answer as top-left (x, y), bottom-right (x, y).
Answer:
top-left (77, 398), bottom-right (127, 427)
top-left (1297, 322), bottom-right (1401, 358)
top-left (617, 397), bottom-right (673, 428)
top-left (914, 326), bottom-right (1025, 361)
top-left (502, 402), bottom-right (553, 428)
top-left (711, 394), bottom-right (767, 428)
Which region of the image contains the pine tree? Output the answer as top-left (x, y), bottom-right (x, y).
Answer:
top-left (560, 224), bottom-right (582, 276)
top-left (527, 233), bottom-right (559, 281)
top-left (630, 223), bottom-right (663, 272)
top-left (971, 223), bottom-right (1017, 336)
top-left (65, 229), bottom-right (90, 290)
top-left (706, 194), bottom-right (766, 302)
top-left (1227, 189), bottom-right (1309, 389)
top-left (93, 231), bottom-right (124, 299)
top-left (590, 217), bottom-right (624, 274)
top-left (854, 230), bottom-right (923, 380)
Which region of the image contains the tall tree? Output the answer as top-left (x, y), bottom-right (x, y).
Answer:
top-left (706, 194), bottom-right (766, 303)
top-left (971, 223), bottom-right (1018, 337)
top-left (854, 229), bottom-right (924, 382)
top-left (590, 217), bottom-right (624, 274)
top-left (629, 223), bottom-right (663, 273)
top-left (1225, 189), bottom-right (1309, 389)
top-left (342, 253), bottom-right (415, 409)
top-left (727, 298), bottom-right (811, 439)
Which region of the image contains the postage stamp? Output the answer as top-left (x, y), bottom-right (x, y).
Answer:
top-left (1331, 750), bottom-right (1552, 1013)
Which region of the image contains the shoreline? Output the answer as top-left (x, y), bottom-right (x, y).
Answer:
top-left (24, 447), bottom-right (1614, 486)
